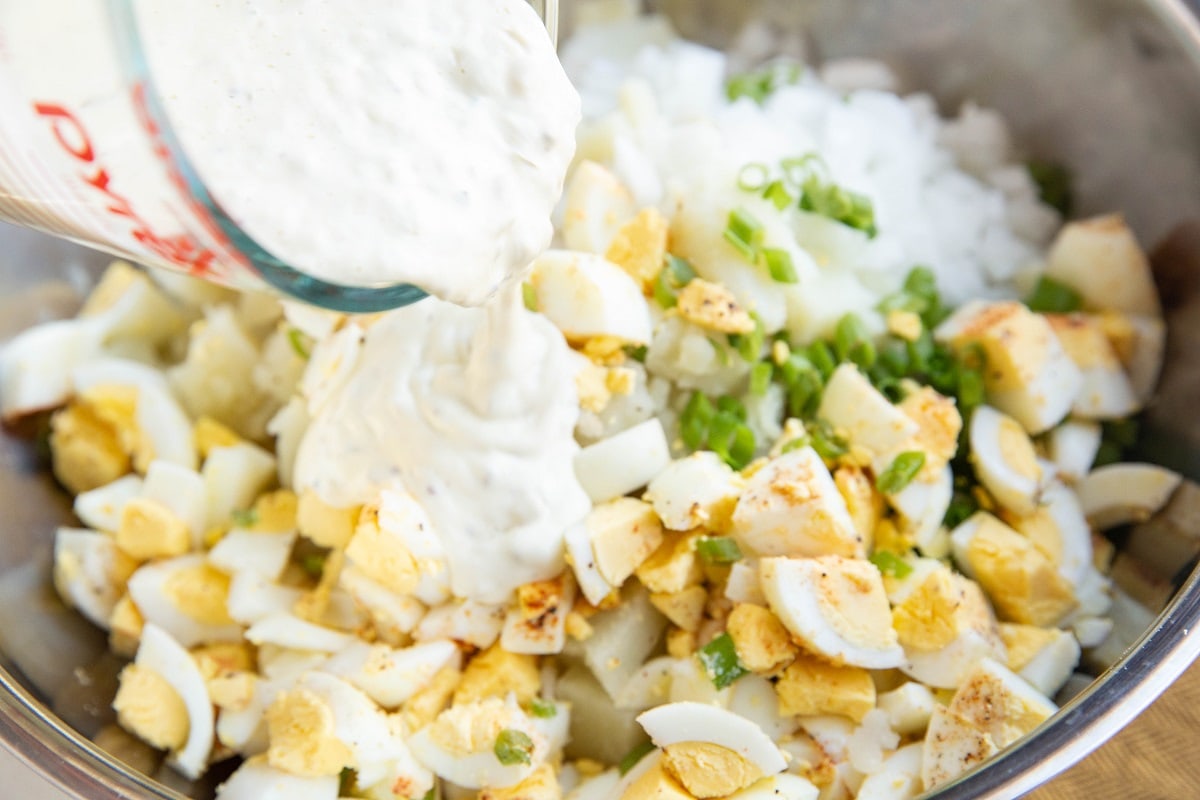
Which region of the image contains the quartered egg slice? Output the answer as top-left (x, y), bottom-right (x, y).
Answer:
top-left (969, 405), bottom-right (1044, 516)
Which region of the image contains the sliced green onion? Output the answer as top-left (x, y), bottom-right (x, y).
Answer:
top-left (943, 487), bottom-right (980, 529)
top-left (697, 632), bottom-right (749, 689)
top-left (653, 254), bottom-right (698, 309)
top-left (869, 550), bottom-right (913, 578)
top-left (421, 789), bottom-right (436, 800)
top-left (807, 340), bottom-right (837, 379)
top-left (494, 729), bottom-right (534, 766)
top-left (809, 419), bottom-right (848, 461)
top-left (619, 741), bottom-right (657, 776)
top-left (906, 330), bottom-right (936, 375)
top-left (709, 337), bottom-right (732, 367)
top-left (781, 435), bottom-right (811, 454)
top-left (528, 698), bottom-right (557, 718)
top-left (230, 508), bottom-right (258, 527)
top-left (749, 362), bottom-right (774, 397)
top-left (716, 395), bottom-right (747, 422)
top-left (737, 162), bottom-right (770, 191)
top-left (799, 175), bottom-right (878, 238)
top-left (680, 392), bottom-right (716, 451)
top-left (522, 282), bottom-right (539, 312)
top-left (762, 179), bottom-right (794, 210)
top-left (786, 371), bottom-right (823, 419)
top-left (762, 247), bottom-right (798, 283)
top-left (725, 62), bottom-right (804, 105)
top-left (1026, 275), bottom-right (1083, 314)
top-left (300, 553), bottom-right (327, 578)
top-left (696, 536), bottom-right (744, 564)
top-left (729, 311), bottom-right (765, 362)
top-left (781, 154), bottom-right (823, 188)
top-left (956, 367), bottom-right (986, 412)
top-left (287, 328), bottom-right (311, 359)
top-left (876, 451), bottom-right (927, 494)
top-left (1027, 160), bottom-right (1074, 217)
top-left (1094, 418), bottom-right (1140, 468)
top-left (709, 411), bottom-right (756, 470)
top-left (724, 207), bottom-right (765, 262)
top-left (625, 344), bottom-right (648, 363)
top-left (877, 337), bottom-right (910, 377)
top-left (834, 313), bottom-right (877, 369)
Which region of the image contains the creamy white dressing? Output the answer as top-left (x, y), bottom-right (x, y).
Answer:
top-left (294, 287), bottom-right (590, 604)
top-left (134, 0), bottom-right (581, 305)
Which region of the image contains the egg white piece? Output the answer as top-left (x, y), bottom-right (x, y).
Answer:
top-left (530, 249), bottom-right (654, 344)
top-left (413, 598), bottom-right (506, 650)
top-left (724, 774), bottom-right (820, 800)
top-left (877, 683), bottom-right (936, 737)
top-left (1046, 420), bottom-right (1102, 484)
top-left (225, 571), bottom-right (304, 625)
top-left (73, 357), bottom-right (197, 469)
top-left (408, 697), bottom-right (557, 790)
top-left (644, 451), bottom-right (744, 532)
top-left (377, 488), bottom-right (452, 606)
top-left (501, 573), bottom-right (576, 656)
top-left (1010, 481), bottom-right (1092, 587)
top-left (969, 405), bottom-right (1044, 516)
top-left (134, 623), bottom-right (214, 779)
top-left (1075, 462), bottom-right (1181, 530)
top-left (564, 518), bottom-right (614, 606)
top-left (855, 743), bottom-right (923, 800)
top-left (636, 701), bottom-right (788, 775)
top-left (338, 565), bottom-right (427, 644)
top-left (668, 655), bottom-right (730, 706)
top-left (886, 465), bottom-right (953, 556)
top-left (561, 160), bottom-right (636, 253)
top-left (215, 758), bottom-right (338, 800)
top-left (73, 474), bottom-right (143, 533)
top-left (321, 638), bottom-right (460, 709)
top-left (0, 318), bottom-right (103, 420)
top-left (728, 673), bottom-right (797, 742)
top-left (209, 529), bottom-right (297, 581)
top-left (1017, 628), bottom-right (1080, 697)
top-left (127, 553), bottom-right (243, 647)
top-left (53, 527), bottom-right (133, 629)
top-left (245, 614), bottom-right (355, 652)
top-left (760, 556), bottom-right (905, 669)
top-left (574, 416), bottom-right (672, 504)
top-left (724, 559), bottom-right (766, 605)
top-left (818, 364), bottom-right (919, 458)
top-left (903, 628), bottom-right (1006, 691)
top-left (1071, 616), bottom-right (1114, 649)
top-left (732, 446), bottom-right (863, 558)
top-left (294, 672), bottom-right (433, 793)
top-left (203, 442), bottom-right (278, 529)
top-left (266, 396), bottom-right (309, 490)
top-left (141, 460), bottom-right (208, 547)
top-left (567, 767), bottom-right (621, 800)
top-left (217, 676), bottom-right (291, 755)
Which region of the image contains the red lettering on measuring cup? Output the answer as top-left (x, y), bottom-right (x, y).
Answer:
top-left (32, 102), bottom-right (95, 163)
top-left (33, 98), bottom-right (226, 279)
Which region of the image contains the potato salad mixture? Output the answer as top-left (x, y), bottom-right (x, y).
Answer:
top-left (0, 13), bottom-right (1186, 800)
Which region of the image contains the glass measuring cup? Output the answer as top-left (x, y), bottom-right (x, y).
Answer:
top-left (0, 0), bottom-right (560, 312)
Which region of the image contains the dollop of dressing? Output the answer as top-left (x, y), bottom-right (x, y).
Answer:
top-left (135, 0), bottom-right (581, 304)
top-left (295, 289), bottom-right (590, 603)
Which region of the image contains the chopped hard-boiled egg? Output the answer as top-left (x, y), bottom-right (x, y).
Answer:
top-left (637, 701), bottom-right (788, 779)
top-left (584, 498), bottom-right (665, 588)
top-left (889, 563), bottom-right (1005, 689)
top-left (215, 757), bottom-right (339, 800)
top-left (118, 623), bottom-right (215, 779)
top-left (1045, 420), bottom-right (1101, 484)
top-left (1044, 215), bottom-right (1160, 317)
top-left (732, 447), bottom-right (865, 559)
top-left (644, 452), bottom-right (744, 532)
top-left (530, 250), bottom-right (653, 345)
top-left (574, 417), bottom-right (672, 503)
top-left (561, 160), bottom-right (637, 255)
top-left (320, 638), bottom-right (459, 710)
top-left (951, 513), bottom-right (1078, 627)
top-left (53, 527), bottom-right (137, 629)
top-left (818, 364), bottom-right (919, 461)
top-left (760, 555), bottom-right (904, 669)
top-left (726, 602), bottom-right (799, 674)
top-left (921, 658), bottom-right (1056, 790)
top-left (1008, 481), bottom-right (1093, 587)
top-left (774, 653), bottom-right (875, 722)
top-left (126, 553), bottom-right (242, 647)
top-left (1075, 463), bottom-right (1181, 531)
top-left (999, 623), bottom-right (1080, 697)
top-left (934, 301), bottom-right (1081, 434)
top-left (968, 405), bottom-right (1044, 516)
top-left (1045, 314), bottom-right (1139, 419)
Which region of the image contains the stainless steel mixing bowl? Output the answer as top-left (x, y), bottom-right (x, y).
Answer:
top-left (3, 1), bottom-right (1200, 797)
